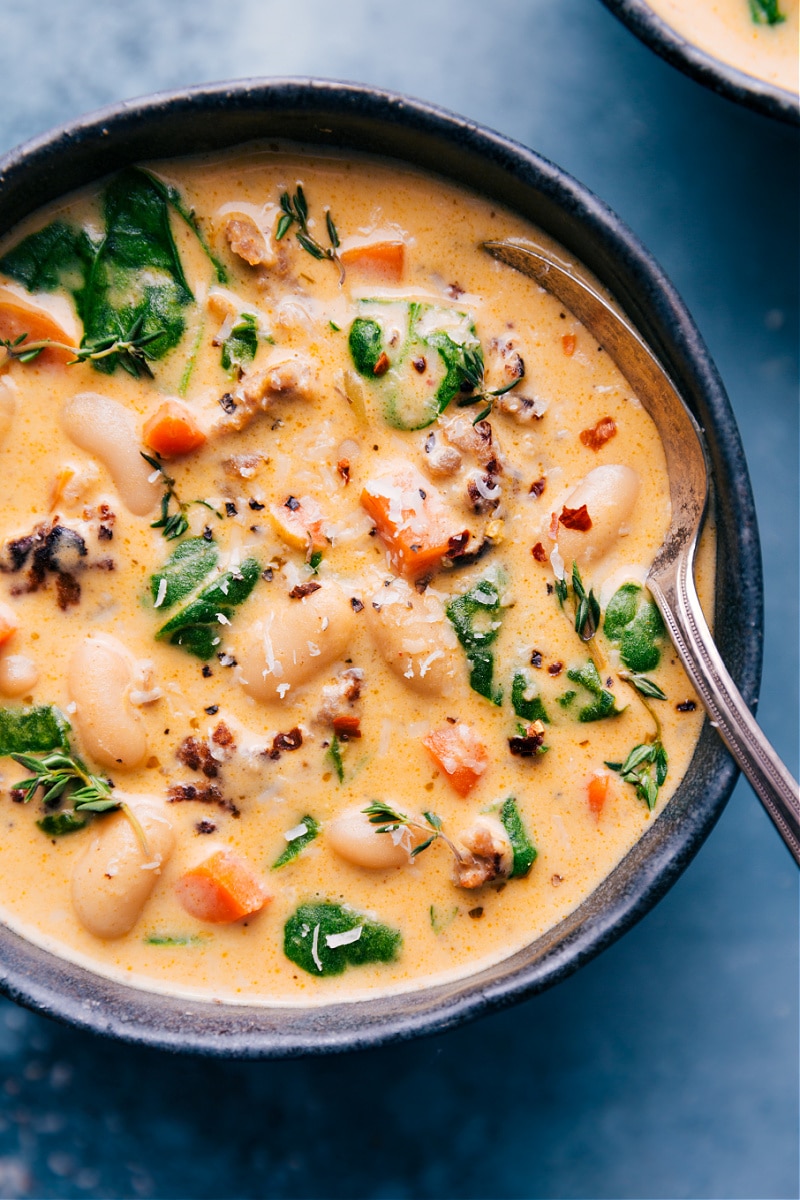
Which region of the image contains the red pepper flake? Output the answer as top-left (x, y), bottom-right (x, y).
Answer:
top-left (529, 477), bottom-right (546, 498)
top-left (373, 351), bottom-right (390, 376)
top-left (579, 416), bottom-right (617, 452)
top-left (531, 542), bottom-right (547, 563)
top-left (337, 458), bottom-right (351, 484)
top-left (559, 504), bottom-right (592, 532)
top-left (332, 715), bottom-right (362, 741)
top-left (548, 661), bottom-right (563, 676)
top-left (562, 333), bottom-right (577, 356)
top-left (548, 511), bottom-right (559, 539)
top-left (289, 581), bottom-right (322, 599)
top-left (446, 530), bottom-right (471, 558)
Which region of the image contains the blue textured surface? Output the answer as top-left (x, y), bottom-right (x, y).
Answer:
top-left (0, 1), bottom-right (796, 1197)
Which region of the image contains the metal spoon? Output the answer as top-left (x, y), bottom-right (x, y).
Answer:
top-left (484, 238), bottom-right (800, 864)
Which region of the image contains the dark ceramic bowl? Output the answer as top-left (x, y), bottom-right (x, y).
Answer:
top-left (0, 80), bottom-right (762, 1057)
top-left (601, 0), bottom-right (799, 124)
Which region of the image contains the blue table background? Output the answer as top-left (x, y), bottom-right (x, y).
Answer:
top-left (0, 2), bottom-right (796, 1197)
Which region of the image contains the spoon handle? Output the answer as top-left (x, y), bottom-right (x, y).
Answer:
top-left (650, 557), bottom-right (800, 865)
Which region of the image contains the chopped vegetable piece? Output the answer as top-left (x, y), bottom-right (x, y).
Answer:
top-left (750, 0), bottom-right (785, 23)
top-left (446, 575), bottom-right (505, 703)
top-left (221, 312), bottom-right (259, 373)
top-left (361, 465), bottom-right (461, 578)
top-left (143, 399), bottom-right (206, 459)
top-left (0, 705), bottom-right (70, 757)
top-left (604, 582), bottom-right (665, 672)
top-left (0, 602), bottom-right (19, 648)
top-left (269, 495), bottom-right (327, 553)
top-left (587, 772), bottom-right (609, 816)
top-left (349, 301), bottom-right (482, 429)
top-left (422, 723), bottom-right (489, 796)
top-left (340, 241), bottom-right (405, 282)
top-left (144, 933), bottom-right (208, 946)
top-left (327, 734), bottom-right (345, 783)
top-left (511, 671), bottom-right (549, 724)
top-left (499, 797), bottom-right (537, 878)
top-left (0, 285), bottom-right (78, 363)
top-left (566, 661), bottom-right (625, 722)
top-left (272, 815), bottom-right (320, 869)
top-left (36, 812), bottom-right (88, 836)
top-left (283, 901), bottom-right (401, 976)
top-left (155, 557), bottom-right (260, 659)
top-left (175, 849), bottom-right (270, 923)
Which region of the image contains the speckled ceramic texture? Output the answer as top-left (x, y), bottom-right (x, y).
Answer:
top-left (600, 0), bottom-right (799, 124)
top-left (0, 80), bottom-right (763, 1058)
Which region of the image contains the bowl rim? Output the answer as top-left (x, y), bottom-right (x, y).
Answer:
top-left (0, 77), bottom-right (763, 1058)
top-left (599, 0), bottom-right (800, 125)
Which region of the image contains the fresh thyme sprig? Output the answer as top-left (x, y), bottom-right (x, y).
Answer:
top-left (1, 313), bottom-right (163, 379)
top-left (606, 741), bottom-right (668, 811)
top-left (455, 346), bottom-right (525, 424)
top-left (557, 562), bottom-right (601, 642)
top-left (11, 749), bottom-right (116, 812)
top-left (275, 186), bottom-right (344, 282)
top-left (141, 452), bottom-right (190, 540)
top-left (363, 801), bottom-right (467, 862)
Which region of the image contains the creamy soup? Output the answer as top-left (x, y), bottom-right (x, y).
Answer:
top-left (0, 147), bottom-right (711, 1005)
top-left (645, 0), bottom-right (799, 94)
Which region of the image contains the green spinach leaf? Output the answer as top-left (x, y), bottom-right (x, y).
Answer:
top-left (272, 816), bottom-right (320, 869)
top-left (155, 557), bottom-right (260, 659)
top-left (566, 661), bottom-right (625, 722)
top-left (283, 901), bottom-right (402, 976)
top-left (221, 313), bottom-right (258, 373)
top-left (150, 537), bottom-right (219, 609)
top-left (0, 705), bottom-right (70, 757)
top-left (446, 576), bottom-right (504, 704)
top-left (511, 671), bottom-right (549, 724)
top-left (604, 583), bottom-right (665, 672)
top-left (499, 797), bottom-right (537, 878)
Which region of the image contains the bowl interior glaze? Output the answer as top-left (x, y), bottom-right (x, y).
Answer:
top-left (0, 80), bottom-right (762, 1057)
top-left (600, 0), bottom-right (799, 125)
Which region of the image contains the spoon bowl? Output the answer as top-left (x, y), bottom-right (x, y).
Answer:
top-left (484, 238), bottom-right (800, 863)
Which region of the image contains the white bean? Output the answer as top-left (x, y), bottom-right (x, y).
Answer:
top-left (238, 583), bottom-right (355, 703)
top-left (68, 634), bottom-right (147, 770)
top-left (61, 392), bottom-right (160, 516)
top-left (71, 806), bottom-right (175, 939)
top-left (327, 808), bottom-right (413, 869)
top-left (0, 654), bottom-right (38, 697)
top-left (557, 464), bottom-right (640, 568)
top-left (365, 582), bottom-right (459, 697)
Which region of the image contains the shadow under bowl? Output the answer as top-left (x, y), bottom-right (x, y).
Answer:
top-left (0, 78), bottom-right (763, 1058)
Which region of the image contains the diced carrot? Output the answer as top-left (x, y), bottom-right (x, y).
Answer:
top-left (562, 333), bottom-right (577, 357)
top-left (0, 602), bottom-right (19, 648)
top-left (587, 772), bottom-right (609, 817)
top-left (423, 723), bottom-right (489, 797)
top-left (361, 466), bottom-right (460, 579)
top-left (269, 494), bottom-right (327, 553)
top-left (142, 399), bottom-right (206, 459)
top-left (0, 285), bottom-right (78, 363)
top-left (340, 240), bottom-right (405, 283)
top-left (175, 850), bottom-right (270, 924)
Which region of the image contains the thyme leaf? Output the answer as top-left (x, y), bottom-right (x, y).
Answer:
top-left (275, 186), bottom-right (344, 281)
top-left (606, 741), bottom-right (668, 810)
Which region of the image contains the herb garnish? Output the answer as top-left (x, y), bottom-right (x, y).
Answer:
top-left (326, 733), bottom-right (345, 783)
top-left (1, 314), bottom-right (162, 378)
top-left (606, 742), bottom-right (668, 811)
top-left (142, 453), bottom-right (191, 540)
top-left (220, 313), bottom-right (258, 374)
top-left (557, 562), bottom-right (601, 642)
top-left (454, 346), bottom-right (525, 424)
top-left (363, 801), bottom-right (451, 859)
top-left (0, 705), bottom-right (70, 757)
top-left (511, 671), bottom-right (549, 724)
top-left (275, 187), bottom-right (343, 282)
top-left (498, 797), bottom-right (537, 878)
